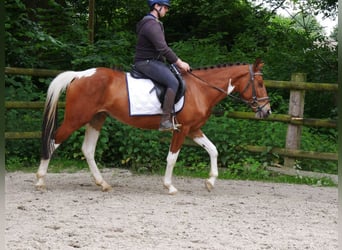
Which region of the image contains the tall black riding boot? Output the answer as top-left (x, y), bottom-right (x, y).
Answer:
top-left (159, 88), bottom-right (181, 131)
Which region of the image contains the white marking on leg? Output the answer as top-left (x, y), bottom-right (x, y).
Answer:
top-left (36, 159), bottom-right (50, 189)
top-left (82, 124), bottom-right (111, 191)
top-left (163, 150), bottom-right (180, 195)
top-left (193, 135), bottom-right (218, 191)
top-left (36, 143), bottom-right (60, 189)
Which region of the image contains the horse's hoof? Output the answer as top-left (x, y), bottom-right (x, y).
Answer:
top-left (168, 187), bottom-right (178, 195)
top-left (97, 180), bottom-right (112, 192)
top-left (35, 184), bottom-right (46, 191)
top-left (164, 184), bottom-right (178, 195)
top-left (35, 178), bottom-right (46, 190)
top-left (101, 182), bottom-right (112, 192)
top-left (205, 179), bottom-right (214, 192)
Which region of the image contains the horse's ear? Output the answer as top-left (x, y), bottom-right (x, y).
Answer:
top-left (254, 58), bottom-right (264, 71)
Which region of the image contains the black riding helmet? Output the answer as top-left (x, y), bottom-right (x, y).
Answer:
top-left (147, 0), bottom-right (171, 10)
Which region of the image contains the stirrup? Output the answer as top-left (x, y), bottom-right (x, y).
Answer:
top-left (159, 116), bottom-right (181, 132)
top-left (172, 116), bottom-right (182, 131)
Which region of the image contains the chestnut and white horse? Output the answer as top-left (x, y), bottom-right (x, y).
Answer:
top-left (36, 58), bottom-right (271, 194)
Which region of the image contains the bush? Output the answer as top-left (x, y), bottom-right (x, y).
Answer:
top-left (5, 87), bottom-right (337, 176)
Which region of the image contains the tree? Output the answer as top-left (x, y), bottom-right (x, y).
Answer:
top-left (330, 25), bottom-right (338, 41)
top-left (254, 0), bottom-right (337, 17)
top-left (5, 0), bottom-right (87, 69)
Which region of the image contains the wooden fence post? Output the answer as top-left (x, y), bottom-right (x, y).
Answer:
top-left (88, 0), bottom-right (95, 44)
top-left (284, 73), bottom-right (306, 168)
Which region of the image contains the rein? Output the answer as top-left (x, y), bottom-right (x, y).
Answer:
top-left (188, 70), bottom-right (229, 94)
top-left (188, 65), bottom-right (270, 111)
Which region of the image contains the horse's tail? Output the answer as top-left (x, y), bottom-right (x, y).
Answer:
top-left (41, 71), bottom-right (76, 159)
top-left (41, 69), bottom-right (96, 159)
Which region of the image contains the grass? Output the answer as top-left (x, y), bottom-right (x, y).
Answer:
top-left (5, 158), bottom-right (337, 187)
top-left (5, 157), bottom-right (88, 173)
top-left (171, 165), bottom-right (337, 187)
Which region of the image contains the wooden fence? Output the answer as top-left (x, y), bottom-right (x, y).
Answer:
top-left (5, 67), bottom-right (338, 166)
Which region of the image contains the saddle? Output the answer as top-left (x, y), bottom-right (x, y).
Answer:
top-left (130, 64), bottom-right (186, 106)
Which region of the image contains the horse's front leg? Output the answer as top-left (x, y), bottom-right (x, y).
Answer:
top-left (163, 130), bottom-right (186, 195)
top-left (163, 150), bottom-right (180, 195)
top-left (193, 133), bottom-right (218, 191)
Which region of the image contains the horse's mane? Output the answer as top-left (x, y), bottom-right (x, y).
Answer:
top-left (193, 62), bottom-right (248, 71)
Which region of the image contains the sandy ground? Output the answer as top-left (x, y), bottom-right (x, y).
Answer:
top-left (5, 169), bottom-right (338, 250)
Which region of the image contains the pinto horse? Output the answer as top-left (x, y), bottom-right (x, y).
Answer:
top-left (36, 58), bottom-right (271, 194)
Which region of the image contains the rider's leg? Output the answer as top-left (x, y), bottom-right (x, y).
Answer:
top-left (159, 88), bottom-right (176, 131)
top-left (134, 60), bottom-right (181, 131)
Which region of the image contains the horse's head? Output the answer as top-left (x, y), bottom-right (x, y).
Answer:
top-left (236, 58), bottom-right (271, 118)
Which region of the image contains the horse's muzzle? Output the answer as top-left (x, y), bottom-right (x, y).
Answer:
top-left (255, 107), bottom-right (272, 119)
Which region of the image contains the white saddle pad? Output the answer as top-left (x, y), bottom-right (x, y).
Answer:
top-left (126, 73), bottom-right (185, 116)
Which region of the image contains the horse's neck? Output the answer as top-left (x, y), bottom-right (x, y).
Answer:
top-left (189, 66), bottom-right (249, 100)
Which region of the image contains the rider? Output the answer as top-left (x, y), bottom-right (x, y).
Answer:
top-left (134, 0), bottom-right (191, 131)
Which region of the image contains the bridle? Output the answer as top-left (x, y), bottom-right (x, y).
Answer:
top-left (237, 65), bottom-right (270, 112)
top-left (188, 64), bottom-right (270, 112)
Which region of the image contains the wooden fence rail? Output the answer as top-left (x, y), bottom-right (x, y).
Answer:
top-left (4, 101), bottom-right (337, 128)
top-left (5, 67), bottom-right (338, 163)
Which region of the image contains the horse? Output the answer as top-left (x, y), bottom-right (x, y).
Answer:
top-left (36, 58), bottom-right (271, 194)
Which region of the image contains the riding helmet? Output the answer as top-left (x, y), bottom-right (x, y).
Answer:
top-left (147, 0), bottom-right (171, 8)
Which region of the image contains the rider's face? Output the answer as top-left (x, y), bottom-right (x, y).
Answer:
top-left (162, 5), bottom-right (169, 12)
top-left (157, 4), bottom-right (169, 17)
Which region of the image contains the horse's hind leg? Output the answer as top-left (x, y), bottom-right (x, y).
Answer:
top-left (36, 144), bottom-right (60, 189)
top-left (82, 112), bottom-right (111, 191)
top-left (36, 122), bottom-right (78, 189)
top-left (36, 114), bottom-right (93, 190)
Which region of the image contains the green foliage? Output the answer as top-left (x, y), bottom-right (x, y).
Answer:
top-left (201, 116), bottom-right (286, 167)
top-left (5, 0), bottom-right (86, 69)
top-left (71, 32), bottom-right (136, 70)
top-left (227, 14), bottom-right (337, 83)
top-left (170, 34), bottom-right (230, 67)
top-left (258, 0), bottom-right (337, 18)
top-left (220, 158), bottom-right (270, 180)
top-left (298, 127), bottom-right (337, 174)
top-left (105, 121), bottom-right (169, 172)
top-left (5, 157), bottom-right (88, 173)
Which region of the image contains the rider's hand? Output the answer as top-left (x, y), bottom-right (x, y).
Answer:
top-left (175, 58), bottom-right (191, 72)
